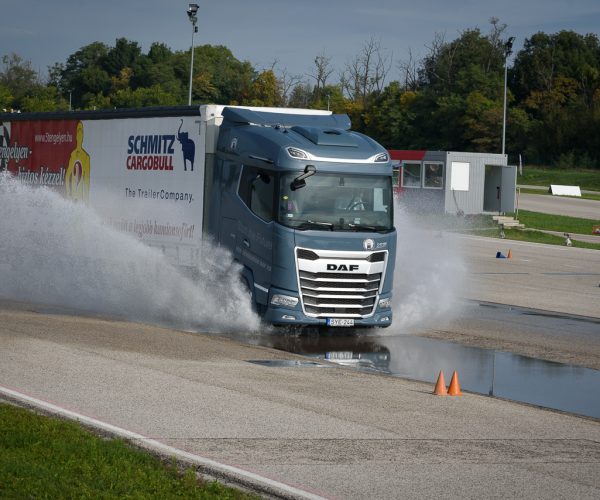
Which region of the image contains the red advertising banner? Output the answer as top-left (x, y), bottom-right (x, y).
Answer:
top-left (3, 120), bottom-right (80, 196)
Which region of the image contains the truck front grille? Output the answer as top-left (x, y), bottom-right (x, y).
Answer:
top-left (295, 247), bottom-right (387, 318)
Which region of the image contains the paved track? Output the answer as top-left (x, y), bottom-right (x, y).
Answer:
top-left (459, 234), bottom-right (600, 319)
top-left (1, 187), bottom-right (600, 498)
top-left (1, 233), bottom-right (600, 499)
top-left (518, 192), bottom-right (600, 220)
top-left (1, 303), bottom-right (599, 499)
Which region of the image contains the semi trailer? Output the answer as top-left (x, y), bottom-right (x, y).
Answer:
top-left (0, 105), bottom-right (396, 327)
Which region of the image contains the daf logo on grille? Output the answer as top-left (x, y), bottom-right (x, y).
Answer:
top-left (327, 263), bottom-right (359, 271)
top-left (363, 238), bottom-right (375, 250)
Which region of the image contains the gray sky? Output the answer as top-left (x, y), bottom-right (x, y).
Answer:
top-left (2, 0), bottom-right (600, 82)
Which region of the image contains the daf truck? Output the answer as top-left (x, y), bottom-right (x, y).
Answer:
top-left (0, 105), bottom-right (396, 327)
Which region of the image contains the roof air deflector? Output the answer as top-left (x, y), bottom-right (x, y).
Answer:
top-left (291, 126), bottom-right (358, 147)
top-left (221, 107), bottom-right (351, 129)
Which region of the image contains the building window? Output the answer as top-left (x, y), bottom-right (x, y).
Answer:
top-left (392, 167), bottom-right (400, 188)
top-left (402, 162), bottom-right (421, 188)
top-left (423, 162), bottom-right (444, 189)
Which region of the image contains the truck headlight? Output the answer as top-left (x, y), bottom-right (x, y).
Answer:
top-left (271, 294), bottom-right (299, 307)
top-left (379, 297), bottom-right (392, 309)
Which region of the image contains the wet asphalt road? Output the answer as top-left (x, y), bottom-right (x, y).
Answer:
top-left (1, 231), bottom-right (600, 498)
top-left (1, 297), bottom-right (600, 499)
top-left (1, 187), bottom-right (600, 497)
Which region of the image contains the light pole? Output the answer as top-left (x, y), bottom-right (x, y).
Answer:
top-left (501, 36), bottom-right (515, 156)
top-left (187, 3), bottom-right (199, 106)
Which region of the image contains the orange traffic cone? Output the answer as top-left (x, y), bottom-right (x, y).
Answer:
top-left (447, 370), bottom-right (463, 396)
top-left (433, 370), bottom-right (447, 396)
top-left (507, 249), bottom-right (513, 259)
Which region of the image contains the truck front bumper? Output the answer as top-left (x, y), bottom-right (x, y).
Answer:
top-left (264, 289), bottom-right (393, 328)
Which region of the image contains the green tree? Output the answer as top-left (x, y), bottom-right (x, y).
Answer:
top-left (58, 42), bottom-right (110, 108)
top-left (190, 72), bottom-right (219, 102)
top-left (462, 90), bottom-right (502, 151)
top-left (110, 85), bottom-right (179, 108)
top-left (512, 31), bottom-right (600, 102)
top-left (0, 83), bottom-right (13, 110)
top-left (20, 86), bottom-right (68, 112)
top-left (176, 44), bottom-right (255, 104)
top-left (288, 81), bottom-right (313, 108)
top-left (87, 92), bottom-right (112, 110)
top-left (363, 82), bottom-right (417, 148)
top-left (131, 44), bottom-right (182, 97)
top-left (314, 84), bottom-right (346, 112)
top-left (0, 53), bottom-right (42, 109)
top-left (243, 70), bottom-right (282, 106)
top-left (102, 38), bottom-right (142, 77)
top-left (375, 22), bottom-right (510, 152)
top-left (512, 31), bottom-right (600, 166)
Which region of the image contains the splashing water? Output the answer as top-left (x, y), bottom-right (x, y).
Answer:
top-left (0, 173), bottom-right (465, 335)
top-left (0, 173), bottom-right (260, 332)
top-left (389, 204), bottom-right (467, 332)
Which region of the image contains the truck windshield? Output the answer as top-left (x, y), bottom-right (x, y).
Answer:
top-left (277, 172), bottom-right (393, 232)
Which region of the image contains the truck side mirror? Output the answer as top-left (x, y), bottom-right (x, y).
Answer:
top-left (290, 165), bottom-right (316, 191)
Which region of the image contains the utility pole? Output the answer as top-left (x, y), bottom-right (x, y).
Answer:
top-left (186, 4), bottom-right (199, 106)
top-left (501, 36), bottom-right (515, 156)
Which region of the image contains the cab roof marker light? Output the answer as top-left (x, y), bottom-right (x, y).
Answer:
top-left (287, 147), bottom-right (309, 159)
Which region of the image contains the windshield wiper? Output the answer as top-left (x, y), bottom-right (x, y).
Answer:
top-left (297, 220), bottom-right (334, 231)
top-left (347, 223), bottom-right (389, 233)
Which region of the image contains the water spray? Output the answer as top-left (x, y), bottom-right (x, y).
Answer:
top-left (0, 173), bottom-right (260, 333)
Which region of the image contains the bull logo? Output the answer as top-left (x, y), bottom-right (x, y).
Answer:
top-left (177, 119), bottom-right (195, 171)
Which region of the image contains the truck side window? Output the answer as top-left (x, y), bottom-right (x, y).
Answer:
top-left (250, 172), bottom-right (274, 221)
top-left (238, 166), bottom-right (274, 221)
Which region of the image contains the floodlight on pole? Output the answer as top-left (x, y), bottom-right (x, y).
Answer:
top-left (501, 36), bottom-right (515, 156)
top-left (187, 3), bottom-right (199, 106)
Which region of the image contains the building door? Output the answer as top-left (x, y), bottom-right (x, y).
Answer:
top-left (483, 165), bottom-right (503, 213)
top-left (500, 165), bottom-right (517, 213)
top-left (484, 165), bottom-right (517, 214)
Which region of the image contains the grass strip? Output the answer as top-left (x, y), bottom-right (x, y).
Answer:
top-left (518, 188), bottom-right (600, 201)
top-left (514, 210), bottom-right (600, 234)
top-left (475, 228), bottom-right (600, 250)
top-left (0, 403), bottom-right (256, 499)
top-left (518, 166), bottom-right (600, 191)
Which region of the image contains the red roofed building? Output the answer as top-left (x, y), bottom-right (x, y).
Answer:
top-left (387, 150), bottom-right (516, 215)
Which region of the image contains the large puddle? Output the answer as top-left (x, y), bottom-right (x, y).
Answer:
top-left (373, 335), bottom-right (598, 418)
top-left (231, 303), bottom-right (600, 419)
top-left (256, 333), bottom-right (599, 419)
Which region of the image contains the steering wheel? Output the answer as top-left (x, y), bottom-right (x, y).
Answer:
top-left (346, 199), bottom-right (365, 211)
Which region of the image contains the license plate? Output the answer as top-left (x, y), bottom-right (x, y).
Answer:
top-left (326, 351), bottom-right (354, 360)
top-left (326, 318), bottom-right (355, 327)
